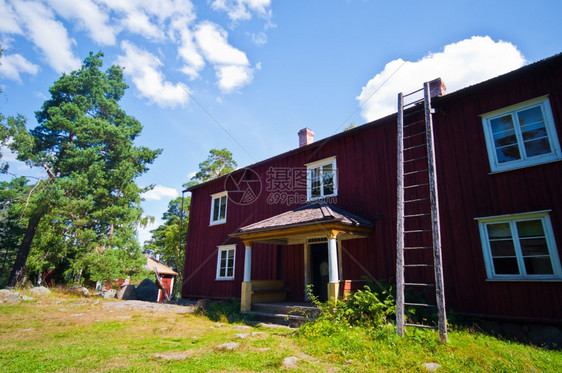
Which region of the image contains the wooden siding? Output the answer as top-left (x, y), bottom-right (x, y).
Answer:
top-left (183, 55), bottom-right (562, 321)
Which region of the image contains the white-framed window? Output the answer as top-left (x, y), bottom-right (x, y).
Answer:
top-left (216, 245), bottom-right (236, 280)
top-left (481, 96), bottom-right (562, 173)
top-left (306, 156), bottom-right (337, 201)
top-left (210, 191), bottom-right (228, 225)
top-left (477, 211), bottom-right (562, 280)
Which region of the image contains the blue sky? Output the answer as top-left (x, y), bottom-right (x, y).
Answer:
top-left (1, 0), bottom-right (561, 244)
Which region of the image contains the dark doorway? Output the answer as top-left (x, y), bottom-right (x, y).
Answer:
top-left (310, 243), bottom-right (329, 301)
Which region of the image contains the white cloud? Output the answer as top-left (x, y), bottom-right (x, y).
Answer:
top-left (116, 41), bottom-right (189, 108)
top-left (194, 22), bottom-right (249, 66)
top-left (141, 184), bottom-right (179, 200)
top-left (0, 0), bottom-right (24, 34)
top-left (48, 0), bottom-right (118, 45)
top-left (12, 0), bottom-right (81, 73)
top-left (0, 53), bottom-right (39, 82)
top-left (210, 0), bottom-right (271, 22)
top-left (357, 36), bottom-right (526, 122)
top-left (216, 64), bottom-right (253, 93)
top-left (194, 21), bottom-right (253, 92)
top-left (177, 28), bottom-right (205, 79)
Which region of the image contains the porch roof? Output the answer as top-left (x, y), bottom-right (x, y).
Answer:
top-left (230, 202), bottom-right (373, 245)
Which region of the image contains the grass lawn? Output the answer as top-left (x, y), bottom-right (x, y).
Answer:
top-left (0, 289), bottom-right (560, 372)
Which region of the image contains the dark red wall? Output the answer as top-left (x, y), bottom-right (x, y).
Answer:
top-left (183, 55), bottom-right (562, 321)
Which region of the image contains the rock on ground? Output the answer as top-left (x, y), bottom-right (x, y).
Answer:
top-left (30, 286), bottom-right (51, 296)
top-left (216, 342), bottom-right (240, 351)
top-left (281, 357), bottom-right (299, 369)
top-left (117, 284), bottom-right (136, 300)
top-left (135, 278), bottom-right (158, 302)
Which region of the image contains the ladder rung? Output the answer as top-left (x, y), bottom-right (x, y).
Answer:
top-left (403, 88), bottom-right (423, 97)
top-left (403, 143), bottom-right (426, 151)
top-left (404, 283), bottom-right (435, 287)
top-left (403, 131), bottom-right (425, 140)
top-left (404, 155), bottom-right (427, 163)
top-left (404, 246), bottom-right (433, 250)
top-left (404, 213), bottom-right (431, 218)
top-left (404, 229), bottom-right (432, 234)
top-left (404, 197), bottom-right (429, 203)
top-left (405, 323), bottom-right (438, 330)
top-left (404, 302), bottom-right (436, 307)
top-left (404, 183), bottom-right (429, 189)
top-left (403, 119), bottom-right (425, 128)
top-left (404, 264), bottom-right (434, 268)
top-left (404, 168), bottom-right (428, 176)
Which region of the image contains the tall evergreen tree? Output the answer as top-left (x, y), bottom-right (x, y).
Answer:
top-left (8, 52), bottom-right (161, 286)
top-left (191, 148), bottom-right (237, 183)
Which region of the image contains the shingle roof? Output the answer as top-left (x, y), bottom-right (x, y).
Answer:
top-left (144, 255), bottom-right (178, 276)
top-left (232, 202), bottom-right (373, 235)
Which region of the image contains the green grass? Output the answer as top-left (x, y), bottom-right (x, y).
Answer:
top-left (0, 290), bottom-right (560, 372)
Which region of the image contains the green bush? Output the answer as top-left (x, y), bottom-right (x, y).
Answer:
top-left (303, 279), bottom-right (396, 331)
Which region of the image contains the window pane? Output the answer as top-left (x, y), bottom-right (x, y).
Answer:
top-left (517, 220), bottom-right (544, 237)
top-left (496, 145), bottom-right (521, 163)
top-left (220, 268), bottom-right (226, 277)
top-left (520, 238), bottom-right (549, 256)
top-left (524, 256), bottom-right (554, 275)
top-left (213, 198), bottom-right (220, 221)
top-left (493, 257), bottom-right (520, 275)
top-left (487, 223), bottom-right (512, 239)
top-left (311, 167), bottom-right (321, 198)
top-left (322, 164), bottom-right (334, 196)
top-left (491, 115), bottom-right (515, 133)
top-left (524, 137), bottom-right (551, 157)
top-left (490, 240), bottom-right (516, 257)
top-left (219, 196), bottom-right (227, 220)
top-left (517, 106), bottom-right (543, 127)
top-left (520, 122), bottom-right (547, 141)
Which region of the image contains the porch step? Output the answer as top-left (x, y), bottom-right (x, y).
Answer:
top-left (243, 302), bottom-right (320, 327)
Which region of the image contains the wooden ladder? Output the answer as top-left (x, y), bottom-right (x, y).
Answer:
top-left (396, 81), bottom-right (447, 342)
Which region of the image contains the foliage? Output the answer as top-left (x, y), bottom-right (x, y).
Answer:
top-left (7, 51), bottom-right (160, 286)
top-left (191, 148), bottom-right (237, 183)
top-left (196, 298), bottom-right (254, 323)
top-left (343, 122), bottom-right (357, 131)
top-left (0, 177), bottom-right (29, 286)
top-left (300, 279), bottom-right (396, 332)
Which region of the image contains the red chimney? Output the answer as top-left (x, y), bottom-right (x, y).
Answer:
top-left (298, 128), bottom-right (314, 147)
top-left (429, 78), bottom-right (446, 97)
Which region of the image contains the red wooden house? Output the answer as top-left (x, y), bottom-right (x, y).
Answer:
top-left (182, 54), bottom-right (562, 324)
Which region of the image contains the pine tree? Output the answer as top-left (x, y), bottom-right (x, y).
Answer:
top-left (8, 52), bottom-right (161, 286)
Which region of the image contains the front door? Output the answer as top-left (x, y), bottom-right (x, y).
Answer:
top-left (310, 243), bottom-right (329, 301)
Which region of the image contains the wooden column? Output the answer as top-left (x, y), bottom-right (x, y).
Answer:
top-left (327, 232), bottom-right (339, 301)
top-left (241, 242), bottom-right (252, 312)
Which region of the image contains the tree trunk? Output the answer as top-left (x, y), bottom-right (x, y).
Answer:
top-left (7, 214), bottom-right (42, 287)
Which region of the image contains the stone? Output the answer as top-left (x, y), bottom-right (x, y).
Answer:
top-left (216, 342), bottom-right (240, 351)
top-left (100, 289), bottom-right (117, 299)
top-left (154, 352), bottom-right (189, 360)
top-left (30, 286), bottom-right (51, 296)
top-left (135, 278), bottom-right (158, 302)
top-left (422, 362), bottom-right (441, 371)
top-left (281, 357), bottom-right (299, 369)
top-left (233, 325), bottom-right (250, 330)
top-left (234, 333), bottom-right (250, 339)
top-left (117, 284), bottom-right (136, 300)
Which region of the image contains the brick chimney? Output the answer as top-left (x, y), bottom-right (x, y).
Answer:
top-left (298, 128), bottom-right (314, 147)
top-left (429, 78), bottom-right (446, 97)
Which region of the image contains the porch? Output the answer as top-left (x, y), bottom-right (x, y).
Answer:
top-left (229, 202), bottom-right (373, 312)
